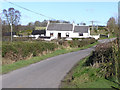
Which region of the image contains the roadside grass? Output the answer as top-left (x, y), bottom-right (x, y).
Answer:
top-left (99, 35), bottom-right (116, 40)
top-left (60, 57), bottom-right (119, 88)
top-left (2, 42), bottom-right (98, 74)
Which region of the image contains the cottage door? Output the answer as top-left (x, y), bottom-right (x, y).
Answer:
top-left (58, 33), bottom-right (61, 39)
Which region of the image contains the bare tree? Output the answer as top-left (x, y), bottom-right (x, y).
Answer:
top-left (3, 8), bottom-right (21, 27)
top-left (2, 8), bottom-right (21, 42)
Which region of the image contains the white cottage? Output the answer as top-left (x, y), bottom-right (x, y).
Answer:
top-left (46, 21), bottom-right (91, 40)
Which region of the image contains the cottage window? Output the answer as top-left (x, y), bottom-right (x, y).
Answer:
top-left (50, 33), bottom-right (53, 36)
top-left (66, 32), bottom-right (69, 37)
top-left (66, 35), bottom-right (69, 37)
top-left (79, 33), bottom-right (83, 36)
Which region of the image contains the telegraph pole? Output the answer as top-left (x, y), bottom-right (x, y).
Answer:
top-left (90, 21), bottom-right (98, 30)
top-left (97, 24), bottom-right (98, 30)
top-left (91, 21), bottom-right (94, 30)
top-left (10, 16), bottom-right (13, 42)
top-left (90, 21), bottom-right (95, 30)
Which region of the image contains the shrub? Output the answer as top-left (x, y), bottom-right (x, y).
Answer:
top-left (2, 41), bottom-right (58, 63)
top-left (84, 41), bottom-right (116, 79)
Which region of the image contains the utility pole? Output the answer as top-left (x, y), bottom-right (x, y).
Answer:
top-left (97, 24), bottom-right (98, 30)
top-left (90, 21), bottom-right (98, 30)
top-left (90, 21), bottom-right (94, 30)
top-left (10, 16), bottom-right (13, 42)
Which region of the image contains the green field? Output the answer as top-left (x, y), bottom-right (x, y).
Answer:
top-left (35, 27), bottom-right (46, 30)
top-left (90, 29), bottom-right (108, 35)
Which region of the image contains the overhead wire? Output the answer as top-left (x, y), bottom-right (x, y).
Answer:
top-left (4, 0), bottom-right (56, 20)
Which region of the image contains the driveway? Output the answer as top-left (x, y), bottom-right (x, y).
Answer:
top-left (2, 38), bottom-right (115, 88)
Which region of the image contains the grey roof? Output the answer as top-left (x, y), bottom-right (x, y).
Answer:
top-left (74, 26), bottom-right (88, 33)
top-left (47, 23), bottom-right (73, 31)
top-left (32, 30), bottom-right (46, 35)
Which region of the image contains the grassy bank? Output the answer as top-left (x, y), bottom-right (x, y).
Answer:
top-left (60, 56), bottom-right (119, 88)
top-left (2, 42), bottom-right (98, 74)
top-left (99, 35), bottom-right (116, 40)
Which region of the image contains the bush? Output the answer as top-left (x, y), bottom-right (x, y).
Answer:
top-left (85, 42), bottom-right (113, 65)
top-left (2, 41), bottom-right (58, 62)
top-left (2, 44), bottom-right (18, 57)
top-left (84, 42), bottom-right (116, 79)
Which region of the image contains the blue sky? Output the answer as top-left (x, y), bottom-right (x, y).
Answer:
top-left (1, 2), bottom-right (118, 25)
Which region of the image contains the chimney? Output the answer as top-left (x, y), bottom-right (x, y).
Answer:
top-left (72, 21), bottom-right (75, 31)
top-left (46, 20), bottom-right (50, 31)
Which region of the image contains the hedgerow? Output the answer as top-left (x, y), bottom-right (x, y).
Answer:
top-left (2, 41), bottom-right (58, 63)
top-left (2, 38), bottom-right (97, 65)
top-left (84, 40), bottom-right (120, 83)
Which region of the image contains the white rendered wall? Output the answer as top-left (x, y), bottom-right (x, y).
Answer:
top-left (46, 25), bottom-right (91, 39)
top-left (70, 33), bottom-right (90, 38)
top-left (46, 30), bottom-right (90, 39)
top-left (46, 30), bottom-right (73, 39)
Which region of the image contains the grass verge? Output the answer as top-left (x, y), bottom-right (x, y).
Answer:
top-left (2, 42), bottom-right (98, 74)
top-left (99, 35), bottom-right (116, 40)
top-left (60, 56), bottom-right (119, 88)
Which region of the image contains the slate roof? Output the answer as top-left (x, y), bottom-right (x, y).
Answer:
top-left (32, 30), bottom-right (46, 35)
top-left (47, 23), bottom-right (73, 31)
top-left (74, 26), bottom-right (88, 33)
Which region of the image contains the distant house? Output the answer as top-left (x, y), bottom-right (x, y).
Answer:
top-left (46, 21), bottom-right (91, 40)
top-left (29, 30), bottom-right (46, 39)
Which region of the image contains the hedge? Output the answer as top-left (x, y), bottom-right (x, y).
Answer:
top-left (2, 41), bottom-right (58, 63)
top-left (84, 41), bottom-right (116, 79)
